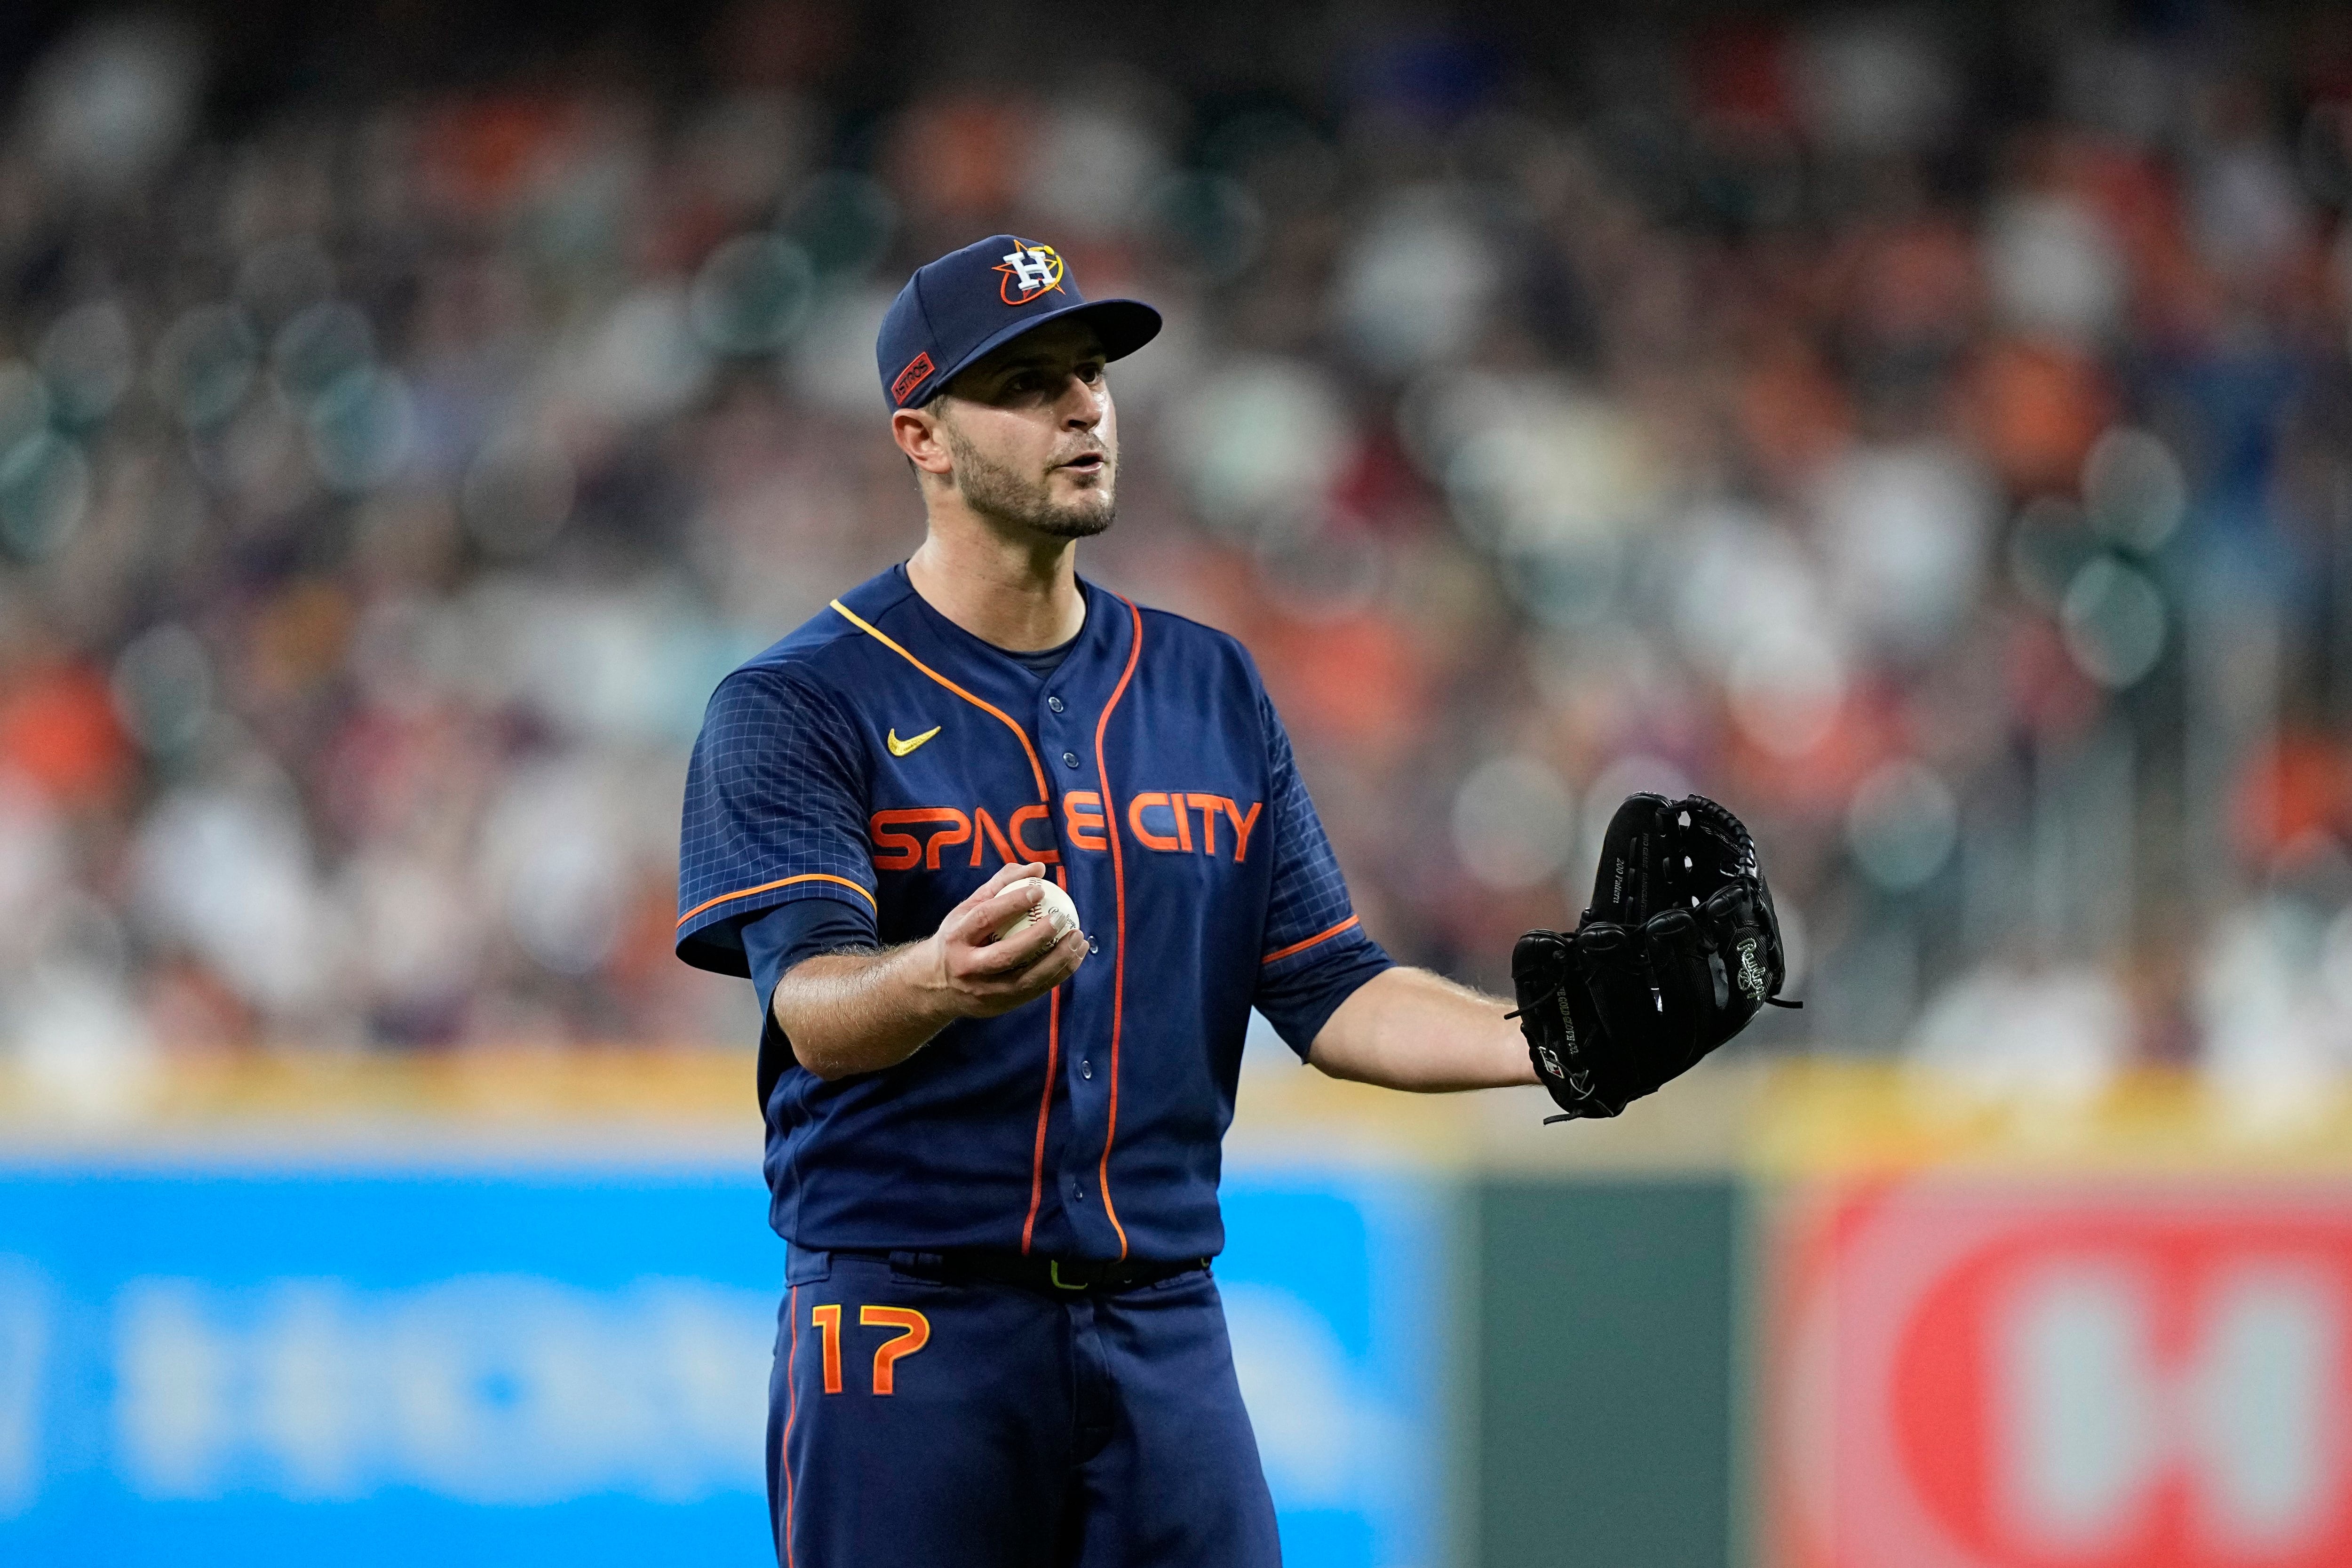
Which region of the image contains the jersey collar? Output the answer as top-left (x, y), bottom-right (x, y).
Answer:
top-left (890, 563), bottom-right (1121, 689)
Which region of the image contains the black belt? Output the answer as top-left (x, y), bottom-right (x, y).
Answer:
top-left (837, 1250), bottom-right (1209, 1295)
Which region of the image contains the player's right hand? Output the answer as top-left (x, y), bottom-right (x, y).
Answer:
top-left (926, 861), bottom-right (1087, 1019)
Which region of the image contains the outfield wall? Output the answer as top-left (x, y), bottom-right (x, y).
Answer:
top-left (4, 1056), bottom-right (2350, 1568)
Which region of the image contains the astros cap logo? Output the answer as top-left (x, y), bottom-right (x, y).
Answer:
top-left (994, 241), bottom-right (1066, 305)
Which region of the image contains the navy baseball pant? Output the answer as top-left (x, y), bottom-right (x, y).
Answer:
top-left (767, 1250), bottom-right (1282, 1567)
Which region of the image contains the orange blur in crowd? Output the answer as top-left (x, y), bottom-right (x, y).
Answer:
top-left (0, 1), bottom-right (2347, 1085)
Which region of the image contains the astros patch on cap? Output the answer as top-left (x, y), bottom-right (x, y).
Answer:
top-left (875, 235), bottom-right (1162, 411)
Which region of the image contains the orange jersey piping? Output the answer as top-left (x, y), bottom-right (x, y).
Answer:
top-left (782, 1283), bottom-right (800, 1568)
top-left (676, 872), bottom-right (875, 929)
top-left (1020, 987), bottom-right (1063, 1255)
top-left (1262, 913), bottom-right (1360, 965)
top-left (830, 598), bottom-right (1049, 799)
top-left (1091, 597), bottom-right (1143, 1261)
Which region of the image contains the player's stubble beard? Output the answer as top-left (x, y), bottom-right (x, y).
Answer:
top-left (940, 419), bottom-right (1116, 542)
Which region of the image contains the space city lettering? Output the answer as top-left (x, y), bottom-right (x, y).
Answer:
top-left (869, 795), bottom-right (1262, 871)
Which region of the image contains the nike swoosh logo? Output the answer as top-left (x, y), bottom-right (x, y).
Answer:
top-left (886, 725), bottom-right (941, 757)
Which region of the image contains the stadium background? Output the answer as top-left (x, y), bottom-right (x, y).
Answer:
top-left (4, 1), bottom-right (2352, 1564)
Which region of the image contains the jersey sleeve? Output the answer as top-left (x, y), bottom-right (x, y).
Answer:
top-left (1251, 688), bottom-right (1394, 1059)
top-left (675, 666), bottom-right (879, 977)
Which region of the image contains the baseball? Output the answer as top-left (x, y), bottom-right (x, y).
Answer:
top-left (992, 877), bottom-right (1081, 945)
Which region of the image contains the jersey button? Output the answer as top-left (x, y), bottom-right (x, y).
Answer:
top-left (1080, 1059), bottom-right (1092, 1079)
top-left (1061, 750), bottom-right (1079, 769)
top-left (1047, 695), bottom-right (1065, 713)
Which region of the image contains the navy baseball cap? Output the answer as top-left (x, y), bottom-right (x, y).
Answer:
top-left (875, 235), bottom-right (1161, 410)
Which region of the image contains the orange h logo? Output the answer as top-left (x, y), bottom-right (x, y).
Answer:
top-left (994, 241), bottom-right (1065, 305)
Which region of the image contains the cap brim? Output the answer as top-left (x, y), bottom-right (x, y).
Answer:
top-left (910, 297), bottom-right (1162, 406)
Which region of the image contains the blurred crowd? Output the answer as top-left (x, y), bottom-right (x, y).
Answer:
top-left (4, 1), bottom-right (2352, 1097)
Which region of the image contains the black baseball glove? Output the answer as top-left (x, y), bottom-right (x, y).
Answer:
top-left (1510, 793), bottom-right (1796, 1122)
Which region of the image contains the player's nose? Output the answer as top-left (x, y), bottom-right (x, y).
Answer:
top-left (1057, 372), bottom-right (1104, 430)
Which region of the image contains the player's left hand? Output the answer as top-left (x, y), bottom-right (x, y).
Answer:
top-left (1510, 793), bottom-right (1797, 1122)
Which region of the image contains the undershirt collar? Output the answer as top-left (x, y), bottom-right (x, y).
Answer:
top-left (1004, 629), bottom-right (1079, 679)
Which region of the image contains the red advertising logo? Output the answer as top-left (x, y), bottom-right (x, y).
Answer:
top-left (1771, 1182), bottom-right (2352, 1568)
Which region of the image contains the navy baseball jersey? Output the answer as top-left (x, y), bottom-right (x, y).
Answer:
top-left (676, 564), bottom-right (1391, 1262)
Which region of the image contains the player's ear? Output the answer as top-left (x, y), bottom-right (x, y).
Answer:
top-left (891, 404), bottom-right (956, 479)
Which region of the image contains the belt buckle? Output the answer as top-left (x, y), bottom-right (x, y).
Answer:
top-left (1048, 1260), bottom-right (1090, 1291)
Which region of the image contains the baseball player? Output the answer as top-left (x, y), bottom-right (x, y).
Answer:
top-left (676, 235), bottom-right (1786, 1567)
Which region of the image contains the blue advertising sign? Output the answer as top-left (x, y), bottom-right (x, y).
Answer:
top-left (0, 1158), bottom-right (1445, 1567)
